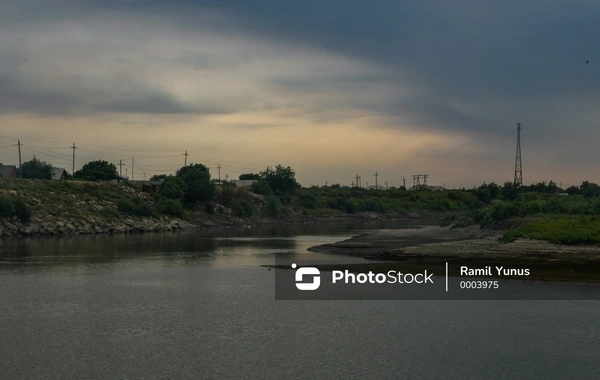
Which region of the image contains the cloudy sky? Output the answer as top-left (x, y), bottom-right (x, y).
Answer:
top-left (1, 0), bottom-right (599, 188)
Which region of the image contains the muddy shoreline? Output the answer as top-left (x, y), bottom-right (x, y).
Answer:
top-left (306, 225), bottom-right (600, 283)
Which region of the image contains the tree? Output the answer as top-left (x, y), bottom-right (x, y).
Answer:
top-left (239, 173), bottom-right (261, 180)
top-left (175, 164), bottom-right (216, 203)
top-left (74, 160), bottom-right (118, 181)
top-left (502, 182), bottom-right (520, 201)
top-left (261, 165), bottom-right (300, 195)
top-left (158, 176), bottom-right (185, 201)
top-left (21, 157), bottom-right (52, 180)
top-left (150, 174), bottom-right (168, 181)
top-left (580, 181), bottom-right (600, 198)
top-left (565, 185), bottom-right (580, 196)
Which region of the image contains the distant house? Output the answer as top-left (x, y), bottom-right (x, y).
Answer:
top-left (232, 180), bottom-right (257, 187)
top-left (51, 167), bottom-right (68, 180)
top-left (0, 164), bottom-right (18, 179)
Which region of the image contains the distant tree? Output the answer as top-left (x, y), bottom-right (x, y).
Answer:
top-left (260, 165), bottom-right (300, 195)
top-left (501, 182), bottom-right (520, 201)
top-left (580, 181), bottom-right (600, 198)
top-left (475, 184), bottom-right (492, 202)
top-left (487, 183), bottom-right (500, 199)
top-left (565, 185), bottom-right (580, 196)
top-left (239, 173), bottom-right (261, 180)
top-left (158, 176), bottom-right (185, 201)
top-left (175, 164), bottom-right (216, 203)
top-left (150, 174), bottom-right (168, 181)
top-left (74, 160), bottom-right (118, 181)
top-left (20, 157), bottom-right (52, 180)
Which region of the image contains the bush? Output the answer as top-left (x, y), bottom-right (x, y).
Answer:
top-left (298, 193), bottom-right (317, 209)
top-left (156, 198), bottom-right (184, 217)
top-left (99, 208), bottom-right (120, 219)
top-left (0, 195), bottom-right (15, 218)
top-left (343, 199), bottom-right (358, 213)
top-left (205, 202), bottom-right (215, 215)
top-left (264, 196), bottom-right (281, 217)
top-left (118, 196), bottom-right (155, 217)
top-left (232, 199), bottom-right (255, 218)
top-left (250, 180), bottom-right (273, 195)
top-left (117, 198), bottom-right (134, 214)
top-left (439, 214), bottom-right (457, 227)
top-left (219, 186), bottom-right (235, 206)
top-left (12, 198), bottom-right (31, 222)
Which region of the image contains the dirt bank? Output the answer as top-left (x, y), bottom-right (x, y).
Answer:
top-left (307, 225), bottom-right (600, 283)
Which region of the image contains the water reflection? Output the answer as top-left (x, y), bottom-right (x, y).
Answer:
top-left (0, 219), bottom-right (435, 271)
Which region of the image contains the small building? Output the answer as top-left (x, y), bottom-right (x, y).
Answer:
top-left (0, 164), bottom-right (18, 179)
top-left (51, 167), bottom-right (68, 180)
top-left (232, 180), bottom-right (257, 187)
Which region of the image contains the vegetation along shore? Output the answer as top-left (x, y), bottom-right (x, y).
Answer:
top-left (2, 155), bottom-right (600, 281)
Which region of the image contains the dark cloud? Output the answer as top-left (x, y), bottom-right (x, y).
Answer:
top-left (113, 0), bottom-right (600, 134)
top-left (5, 0), bottom-right (600, 138)
top-left (0, 67), bottom-right (229, 116)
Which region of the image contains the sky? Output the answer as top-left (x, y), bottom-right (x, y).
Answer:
top-left (1, 0), bottom-right (599, 188)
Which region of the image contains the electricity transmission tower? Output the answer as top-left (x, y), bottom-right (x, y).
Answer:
top-left (514, 123), bottom-right (523, 186)
top-left (412, 174), bottom-right (429, 190)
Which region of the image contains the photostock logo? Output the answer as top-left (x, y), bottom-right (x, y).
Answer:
top-left (292, 263), bottom-right (320, 291)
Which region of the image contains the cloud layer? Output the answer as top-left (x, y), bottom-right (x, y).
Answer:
top-left (1, 0), bottom-right (599, 187)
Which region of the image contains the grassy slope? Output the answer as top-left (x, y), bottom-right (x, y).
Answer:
top-left (501, 216), bottom-right (600, 245)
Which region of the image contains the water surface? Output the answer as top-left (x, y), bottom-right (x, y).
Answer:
top-left (1, 220), bottom-right (598, 379)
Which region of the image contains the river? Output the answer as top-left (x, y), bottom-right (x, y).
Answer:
top-left (1, 220), bottom-right (599, 379)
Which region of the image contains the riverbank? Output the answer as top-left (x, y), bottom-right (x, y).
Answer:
top-left (0, 178), bottom-right (440, 238)
top-left (307, 225), bottom-right (600, 283)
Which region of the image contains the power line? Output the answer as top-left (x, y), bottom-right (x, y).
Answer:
top-left (522, 127), bottom-right (600, 145)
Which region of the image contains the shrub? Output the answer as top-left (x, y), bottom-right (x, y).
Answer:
top-left (232, 199), bottom-right (255, 218)
top-left (205, 202), bottom-right (215, 215)
top-left (219, 186), bottom-right (234, 206)
top-left (156, 198), bottom-right (184, 217)
top-left (0, 196), bottom-right (15, 218)
top-left (264, 196), bottom-right (281, 217)
top-left (298, 193), bottom-right (317, 209)
top-left (343, 199), bottom-right (358, 213)
top-left (99, 208), bottom-right (120, 219)
top-left (12, 198), bottom-right (31, 222)
top-left (250, 180), bottom-right (273, 195)
top-left (439, 214), bottom-right (457, 227)
top-left (118, 196), bottom-right (155, 217)
top-left (117, 198), bottom-right (134, 214)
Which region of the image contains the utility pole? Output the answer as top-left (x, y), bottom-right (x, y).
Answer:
top-left (217, 164), bottom-right (221, 184)
top-left (17, 140), bottom-right (22, 177)
top-left (118, 159), bottom-right (124, 178)
top-left (132, 158), bottom-right (134, 181)
top-left (355, 174), bottom-right (359, 188)
top-left (71, 142), bottom-right (77, 175)
top-left (126, 168), bottom-right (128, 179)
top-left (402, 176), bottom-right (406, 189)
top-left (225, 173), bottom-right (229, 181)
top-left (143, 172), bottom-right (146, 180)
top-left (375, 171), bottom-right (378, 190)
top-left (358, 176), bottom-right (361, 188)
top-left (325, 181), bottom-right (328, 187)
top-left (184, 150), bottom-right (188, 166)
top-left (514, 123), bottom-right (523, 186)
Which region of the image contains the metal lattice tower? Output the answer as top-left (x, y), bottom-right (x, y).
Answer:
top-left (514, 123), bottom-right (523, 186)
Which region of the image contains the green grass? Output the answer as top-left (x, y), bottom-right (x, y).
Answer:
top-left (501, 216), bottom-right (600, 245)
